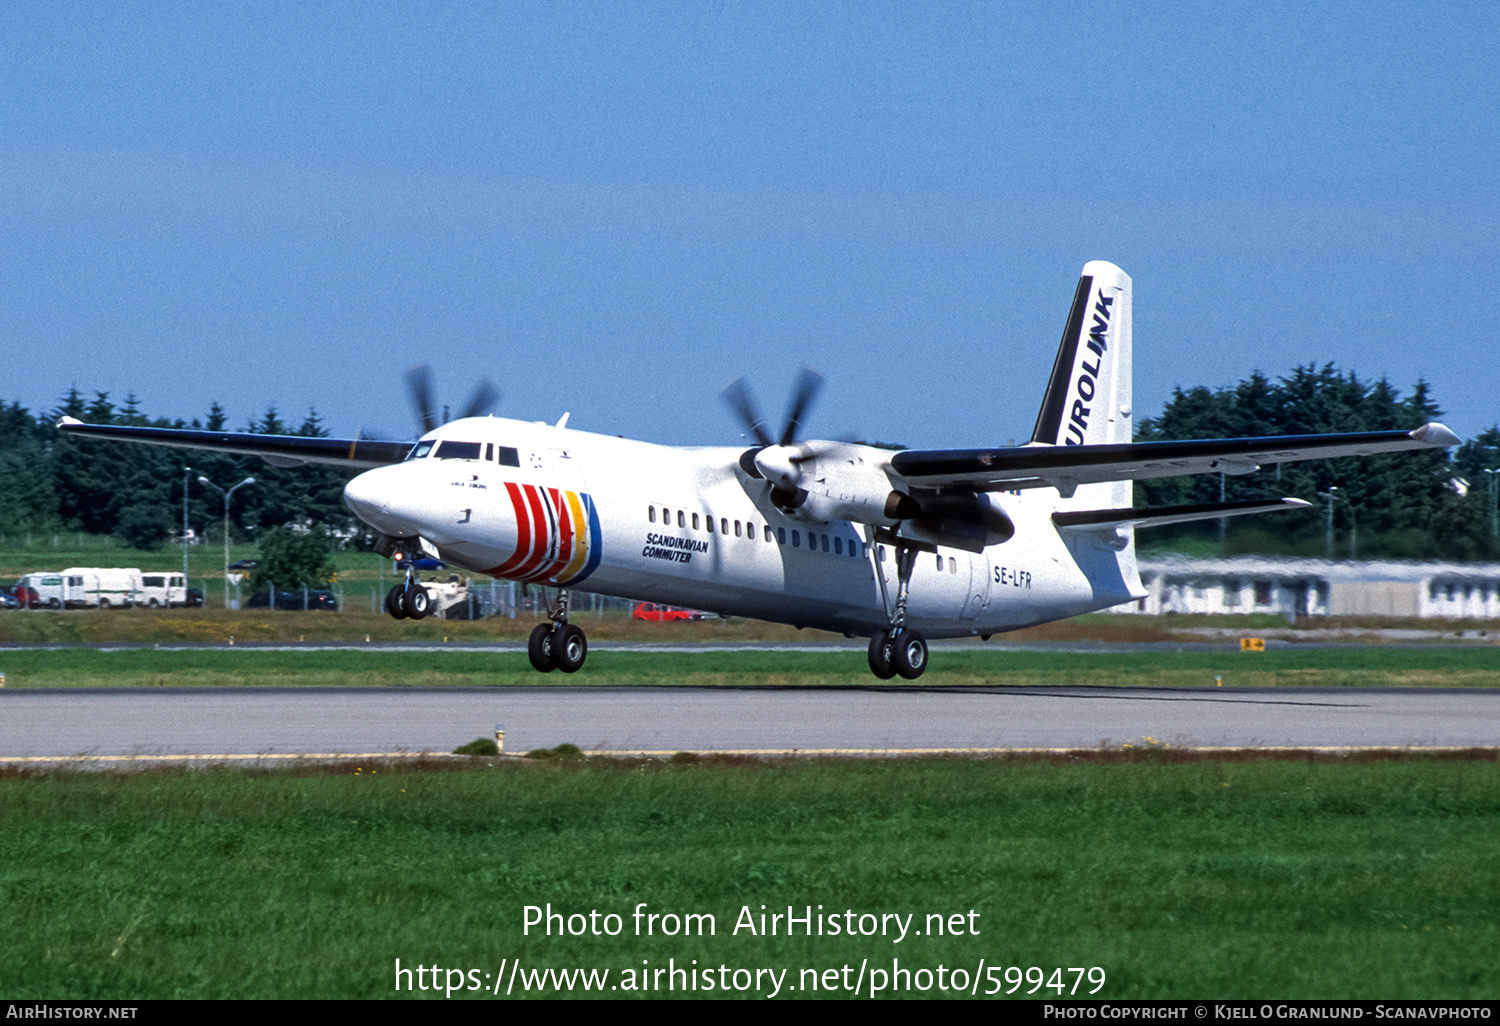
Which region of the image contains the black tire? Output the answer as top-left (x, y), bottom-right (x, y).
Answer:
top-left (554, 624), bottom-right (587, 673)
top-left (385, 585), bottom-right (408, 619)
top-left (527, 623), bottom-right (557, 673)
top-left (98, 598), bottom-right (110, 610)
top-left (867, 631), bottom-right (897, 680)
top-left (892, 629), bottom-right (928, 680)
top-left (148, 599), bottom-right (160, 609)
top-left (48, 598), bottom-right (61, 610)
top-left (402, 586), bottom-right (431, 620)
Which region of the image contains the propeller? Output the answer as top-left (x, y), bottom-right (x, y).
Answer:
top-left (405, 365), bottom-right (501, 437)
top-left (720, 367), bottom-right (824, 450)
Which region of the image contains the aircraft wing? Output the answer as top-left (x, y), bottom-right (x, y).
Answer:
top-left (54, 417), bottom-right (411, 469)
top-left (888, 423), bottom-right (1460, 494)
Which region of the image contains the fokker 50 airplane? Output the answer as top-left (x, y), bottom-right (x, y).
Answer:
top-left (60, 262), bottom-right (1459, 679)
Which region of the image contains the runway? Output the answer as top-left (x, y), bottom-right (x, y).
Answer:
top-left (2, 685), bottom-right (1498, 760)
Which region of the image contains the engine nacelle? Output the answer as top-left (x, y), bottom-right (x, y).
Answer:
top-left (760, 443), bottom-right (913, 525)
top-left (895, 491), bottom-right (1015, 553)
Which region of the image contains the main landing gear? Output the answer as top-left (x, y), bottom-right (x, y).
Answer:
top-left (867, 540), bottom-right (929, 680)
top-left (528, 588), bottom-right (588, 674)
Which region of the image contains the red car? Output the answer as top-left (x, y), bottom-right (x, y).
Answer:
top-left (1, 585), bottom-right (40, 609)
top-left (632, 602), bottom-right (710, 621)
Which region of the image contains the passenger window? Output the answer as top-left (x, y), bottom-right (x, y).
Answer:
top-left (765, 526), bottom-right (773, 542)
top-left (649, 506), bottom-right (656, 524)
top-left (948, 557), bottom-right (957, 574)
top-left (498, 447), bottom-right (520, 467)
top-left (777, 527), bottom-right (786, 544)
top-left (834, 537), bottom-right (842, 555)
top-left (692, 513), bottom-right (700, 530)
top-left (706, 517), bottom-right (714, 534)
top-left (734, 521), bottom-right (742, 537)
top-left (677, 510), bottom-right (685, 529)
top-left (936, 554), bottom-right (943, 571)
top-left (721, 517), bottom-right (729, 535)
top-left (792, 530), bottom-right (801, 547)
top-left (821, 534), bottom-right (829, 553)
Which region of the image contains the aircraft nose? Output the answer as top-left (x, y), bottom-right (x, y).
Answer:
top-left (343, 468), bottom-right (390, 523)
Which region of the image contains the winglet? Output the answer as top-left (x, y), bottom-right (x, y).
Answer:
top-left (1410, 422), bottom-right (1460, 447)
top-left (56, 416), bottom-right (83, 428)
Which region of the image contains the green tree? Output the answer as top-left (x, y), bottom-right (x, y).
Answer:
top-left (251, 526), bottom-right (337, 590)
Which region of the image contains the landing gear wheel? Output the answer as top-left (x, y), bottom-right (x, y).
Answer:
top-left (402, 585), bottom-right (431, 620)
top-left (527, 623), bottom-right (558, 673)
top-left (867, 631), bottom-right (897, 680)
top-left (385, 585), bottom-right (408, 619)
top-left (554, 624), bottom-right (587, 673)
top-left (892, 629), bottom-right (928, 680)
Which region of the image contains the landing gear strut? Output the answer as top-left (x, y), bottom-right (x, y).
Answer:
top-left (528, 588), bottom-right (588, 673)
top-left (385, 563), bottom-right (432, 620)
top-left (867, 540), bottom-right (928, 680)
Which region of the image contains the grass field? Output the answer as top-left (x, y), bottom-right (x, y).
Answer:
top-left (1, 645), bottom-right (1498, 689)
top-left (1, 756), bottom-right (1496, 999)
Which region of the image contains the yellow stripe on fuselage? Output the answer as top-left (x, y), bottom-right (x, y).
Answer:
top-left (556, 490), bottom-right (591, 582)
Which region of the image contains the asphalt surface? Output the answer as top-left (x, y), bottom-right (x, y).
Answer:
top-left (3, 685), bottom-right (1497, 759)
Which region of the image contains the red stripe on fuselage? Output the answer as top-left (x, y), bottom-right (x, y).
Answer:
top-left (512, 485), bottom-right (555, 580)
top-left (485, 481), bottom-right (534, 578)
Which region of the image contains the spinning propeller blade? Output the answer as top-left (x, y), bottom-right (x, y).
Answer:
top-left (779, 367), bottom-right (824, 447)
top-left (721, 367), bottom-right (824, 449)
top-left (459, 378), bottom-right (501, 420)
top-left (406, 365), bottom-right (501, 437)
top-left (720, 378), bottom-right (774, 447)
top-left (405, 365), bottom-right (439, 435)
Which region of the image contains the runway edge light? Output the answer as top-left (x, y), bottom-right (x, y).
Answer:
top-left (495, 724), bottom-right (505, 753)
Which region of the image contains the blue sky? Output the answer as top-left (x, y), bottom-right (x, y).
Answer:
top-left (2, 3), bottom-right (1496, 448)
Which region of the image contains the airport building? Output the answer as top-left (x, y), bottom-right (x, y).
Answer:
top-left (1115, 555), bottom-right (1500, 620)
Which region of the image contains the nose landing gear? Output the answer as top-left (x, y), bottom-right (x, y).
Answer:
top-left (527, 588), bottom-right (588, 673)
top-left (384, 566), bottom-right (433, 620)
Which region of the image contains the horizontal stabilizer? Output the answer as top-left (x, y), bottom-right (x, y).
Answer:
top-left (55, 417), bottom-right (411, 469)
top-left (1053, 497), bottom-right (1313, 531)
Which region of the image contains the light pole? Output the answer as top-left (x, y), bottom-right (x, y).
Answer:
top-left (197, 475), bottom-right (255, 608)
top-left (1317, 486), bottom-right (1338, 559)
top-left (1483, 468), bottom-right (1499, 541)
top-left (182, 465), bottom-right (192, 596)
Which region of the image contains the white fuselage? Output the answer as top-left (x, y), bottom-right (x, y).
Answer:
top-left (342, 416), bottom-right (1144, 638)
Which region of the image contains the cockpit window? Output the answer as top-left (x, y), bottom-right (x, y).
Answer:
top-left (407, 441), bottom-right (435, 460)
top-left (435, 441), bottom-right (483, 460)
top-left (498, 446), bottom-right (520, 467)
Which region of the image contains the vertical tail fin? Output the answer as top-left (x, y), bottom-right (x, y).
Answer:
top-left (1030, 261), bottom-right (1133, 448)
top-left (1031, 261), bottom-right (1133, 506)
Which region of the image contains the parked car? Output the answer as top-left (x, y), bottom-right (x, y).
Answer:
top-left (184, 587), bottom-right (205, 608)
top-left (246, 588), bottom-right (339, 611)
top-left (0, 589), bottom-right (20, 610)
top-left (12, 584), bottom-right (40, 608)
top-left (228, 559), bottom-right (258, 571)
top-left (632, 602), bottom-right (711, 621)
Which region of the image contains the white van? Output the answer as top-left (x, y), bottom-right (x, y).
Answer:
top-left (137, 572), bottom-right (188, 608)
top-left (17, 572), bottom-right (71, 610)
top-left (58, 567), bottom-right (145, 609)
